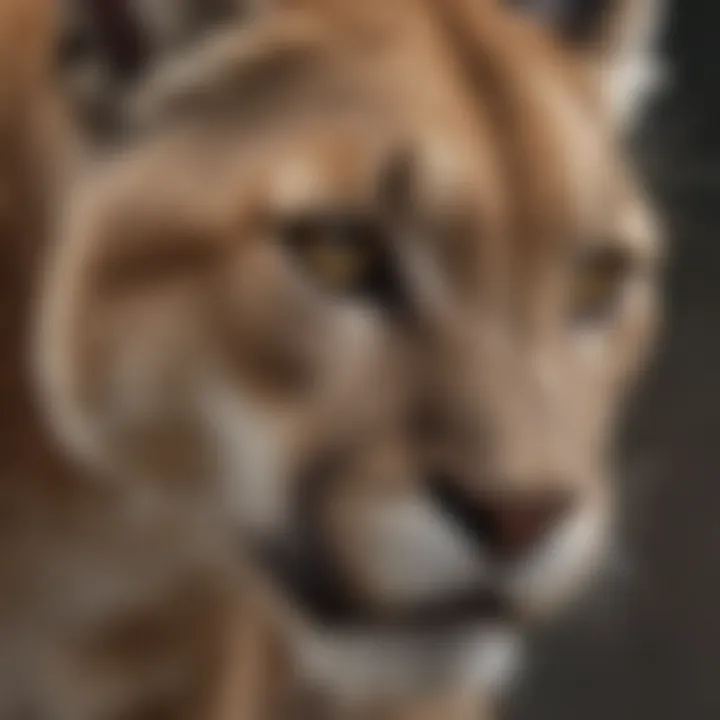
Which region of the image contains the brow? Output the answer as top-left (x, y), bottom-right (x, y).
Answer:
top-left (131, 18), bottom-right (341, 130)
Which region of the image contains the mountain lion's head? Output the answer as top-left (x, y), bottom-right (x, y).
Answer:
top-left (38, 0), bottom-right (663, 704)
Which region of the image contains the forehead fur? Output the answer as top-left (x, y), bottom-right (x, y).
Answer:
top-left (130, 0), bottom-right (617, 249)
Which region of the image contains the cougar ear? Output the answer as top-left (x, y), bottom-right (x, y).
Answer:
top-left (510, 0), bottom-right (667, 127)
top-left (58, 0), bottom-right (268, 140)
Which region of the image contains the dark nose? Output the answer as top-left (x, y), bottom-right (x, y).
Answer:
top-left (428, 475), bottom-right (574, 559)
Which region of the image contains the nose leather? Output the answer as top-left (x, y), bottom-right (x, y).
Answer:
top-left (429, 475), bottom-right (574, 559)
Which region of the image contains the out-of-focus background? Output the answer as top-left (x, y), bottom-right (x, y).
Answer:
top-left (512, 2), bottom-right (720, 718)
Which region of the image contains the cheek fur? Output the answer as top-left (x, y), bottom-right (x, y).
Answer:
top-left (200, 380), bottom-right (295, 537)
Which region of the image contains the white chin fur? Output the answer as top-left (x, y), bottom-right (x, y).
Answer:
top-left (292, 624), bottom-right (523, 703)
top-left (505, 499), bottom-right (610, 619)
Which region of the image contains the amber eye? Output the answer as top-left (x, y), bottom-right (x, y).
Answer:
top-left (301, 227), bottom-right (371, 292)
top-left (281, 214), bottom-right (399, 303)
top-left (571, 245), bottom-right (632, 324)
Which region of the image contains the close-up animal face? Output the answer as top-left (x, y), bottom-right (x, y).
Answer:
top-left (37, 0), bottom-right (661, 702)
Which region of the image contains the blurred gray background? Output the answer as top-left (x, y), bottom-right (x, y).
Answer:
top-left (513, 2), bottom-right (720, 718)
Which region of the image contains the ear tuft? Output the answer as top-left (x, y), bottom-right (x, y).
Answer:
top-left (510, 0), bottom-right (668, 129)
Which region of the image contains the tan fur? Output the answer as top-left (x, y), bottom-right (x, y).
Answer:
top-left (0, 0), bottom-right (660, 718)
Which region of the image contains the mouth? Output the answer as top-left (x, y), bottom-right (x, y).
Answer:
top-left (254, 488), bottom-right (607, 639)
top-left (250, 534), bottom-right (524, 699)
top-left (206, 377), bottom-right (606, 637)
top-left (222, 421), bottom-right (607, 643)
top-left (254, 491), bottom-right (517, 633)
top-left (247, 495), bottom-right (534, 700)
top-left (233, 453), bottom-right (608, 702)
top-left (262, 532), bottom-right (513, 632)
top-left (252, 464), bottom-right (511, 631)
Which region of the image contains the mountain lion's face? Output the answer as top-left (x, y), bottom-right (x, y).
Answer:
top-left (38, 0), bottom-right (661, 698)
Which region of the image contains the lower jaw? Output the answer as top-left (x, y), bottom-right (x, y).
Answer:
top-left (289, 619), bottom-right (524, 702)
